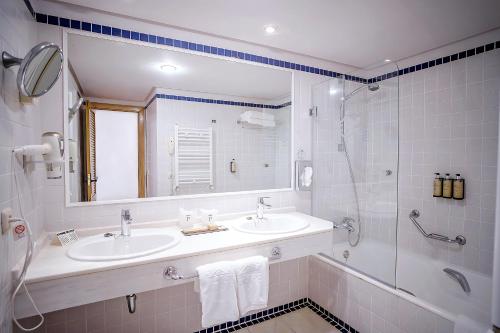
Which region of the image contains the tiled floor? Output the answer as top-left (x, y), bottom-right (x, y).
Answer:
top-left (233, 308), bottom-right (340, 333)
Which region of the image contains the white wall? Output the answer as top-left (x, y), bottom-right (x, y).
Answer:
top-left (145, 100), bottom-right (158, 197)
top-left (0, 1), bottom-right (45, 331)
top-left (396, 31), bottom-right (500, 277)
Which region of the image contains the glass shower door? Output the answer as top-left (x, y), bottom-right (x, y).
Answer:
top-left (311, 63), bottom-right (399, 287)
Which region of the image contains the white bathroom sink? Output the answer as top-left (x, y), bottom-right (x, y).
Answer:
top-left (233, 214), bottom-right (309, 234)
top-left (66, 228), bottom-right (180, 261)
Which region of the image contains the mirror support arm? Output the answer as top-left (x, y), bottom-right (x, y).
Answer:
top-left (1, 51), bottom-right (22, 68)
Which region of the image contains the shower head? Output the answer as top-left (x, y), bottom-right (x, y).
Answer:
top-left (343, 83), bottom-right (380, 101)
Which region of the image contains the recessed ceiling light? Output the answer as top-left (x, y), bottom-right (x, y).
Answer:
top-left (264, 25), bottom-right (277, 34)
top-left (160, 64), bottom-right (177, 72)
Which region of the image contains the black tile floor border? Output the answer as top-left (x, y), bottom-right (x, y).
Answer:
top-left (306, 298), bottom-right (359, 333)
top-left (195, 298), bottom-right (359, 333)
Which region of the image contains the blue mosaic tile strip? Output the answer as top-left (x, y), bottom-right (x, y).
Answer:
top-left (369, 40), bottom-right (500, 83)
top-left (145, 93), bottom-right (292, 110)
top-left (33, 12), bottom-right (369, 83)
top-left (193, 298), bottom-right (359, 333)
top-left (194, 299), bottom-right (308, 333)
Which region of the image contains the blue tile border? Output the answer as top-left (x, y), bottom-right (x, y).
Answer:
top-left (145, 93), bottom-right (291, 110)
top-left (32, 12), bottom-right (371, 83)
top-left (370, 40), bottom-right (500, 83)
top-left (193, 298), bottom-right (359, 333)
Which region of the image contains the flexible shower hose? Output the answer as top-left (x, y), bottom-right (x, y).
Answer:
top-left (339, 103), bottom-right (361, 247)
top-left (11, 151), bottom-right (45, 331)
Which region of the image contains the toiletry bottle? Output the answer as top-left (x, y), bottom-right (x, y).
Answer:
top-left (207, 214), bottom-right (217, 231)
top-left (230, 159), bottom-right (237, 173)
top-left (453, 174), bottom-right (465, 200)
top-left (433, 173), bottom-right (443, 197)
top-left (442, 173), bottom-right (453, 198)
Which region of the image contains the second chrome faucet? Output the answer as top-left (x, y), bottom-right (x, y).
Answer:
top-left (256, 197), bottom-right (272, 221)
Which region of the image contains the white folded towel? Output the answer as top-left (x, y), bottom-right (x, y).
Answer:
top-left (300, 166), bottom-right (313, 187)
top-left (197, 261), bottom-right (239, 328)
top-left (239, 111), bottom-right (276, 128)
top-left (234, 256), bottom-right (269, 315)
top-left (240, 110), bottom-right (275, 121)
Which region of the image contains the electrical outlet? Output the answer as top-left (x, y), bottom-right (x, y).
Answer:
top-left (1, 208), bottom-right (13, 234)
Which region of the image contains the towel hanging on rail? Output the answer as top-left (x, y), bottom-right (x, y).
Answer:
top-left (196, 261), bottom-right (239, 328)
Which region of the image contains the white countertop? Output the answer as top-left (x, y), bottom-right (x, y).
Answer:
top-left (24, 211), bottom-right (332, 284)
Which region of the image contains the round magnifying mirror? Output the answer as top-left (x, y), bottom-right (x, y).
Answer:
top-left (2, 42), bottom-right (63, 97)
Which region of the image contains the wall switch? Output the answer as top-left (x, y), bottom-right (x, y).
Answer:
top-left (1, 208), bottom-right (13, 234)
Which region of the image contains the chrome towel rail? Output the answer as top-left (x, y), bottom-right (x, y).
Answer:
top-left (409, 209), bottom-right (466, 245)
top-left (163, 247), bottom-right (282, 280)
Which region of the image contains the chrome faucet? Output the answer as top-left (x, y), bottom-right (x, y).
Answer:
top-left (120, 209), bottom-right (132, 237)
top-left (256, 197), bottom-right (271, 220)
top-left (333, 217), bottom-right (355, 232)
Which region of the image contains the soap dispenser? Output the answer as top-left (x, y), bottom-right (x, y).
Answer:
top-left (453, 174), bottom-right (465, 200)
top-left (230, 159), bottom-right (237, 173)
top-left (433, 173), bottom-right (443, 197)
top-left (442, 173), bottom-right (453, 198)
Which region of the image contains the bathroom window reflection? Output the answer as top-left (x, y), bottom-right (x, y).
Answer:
top-left (66, 33), bottom-right (292, 203)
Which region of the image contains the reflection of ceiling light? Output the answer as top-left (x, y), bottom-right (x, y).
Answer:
top-left (329, 88), bottom-right (338, 95)
top-left (384, 59), bottom-right (391, 63)
top-left (160, 64), bottom-right (177, 72)
top-left (264, 25), bottom-right (277, 34)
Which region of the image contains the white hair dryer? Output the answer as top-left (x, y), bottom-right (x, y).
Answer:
top-left (12, 132), bottom-right (64, 179)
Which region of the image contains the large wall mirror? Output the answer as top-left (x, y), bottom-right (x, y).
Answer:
top-left (65, 32), bottom-right (293, 204)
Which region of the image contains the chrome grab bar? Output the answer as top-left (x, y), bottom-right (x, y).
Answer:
top-left (443, 268), bottom-right (471, 293)
top-left (409, 209), bottom-right (466, 245)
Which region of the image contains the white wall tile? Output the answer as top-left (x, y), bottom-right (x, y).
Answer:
top-left (0, 1), bottom-right (44, 332)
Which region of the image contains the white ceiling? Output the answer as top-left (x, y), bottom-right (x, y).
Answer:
top-left (57, 0), bottom-right (500, 68)
top-left (68, 34), bottom-right (291, 102)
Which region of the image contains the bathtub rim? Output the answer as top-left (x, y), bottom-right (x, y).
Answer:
top-left (314, 253), bottom-right (457, 323)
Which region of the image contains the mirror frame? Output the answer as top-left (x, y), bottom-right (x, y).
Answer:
top-left (63, 29), bottom-right (295, 207)
top-left (19, 42), bottom-right (63, 97)
top-left (2, 42), bottom-right (63, 97)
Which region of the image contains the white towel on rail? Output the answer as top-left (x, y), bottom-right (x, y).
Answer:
top-left (234, 256), bottom-right (269, 315)
top-left (197, 261), bottom-right (239, 328)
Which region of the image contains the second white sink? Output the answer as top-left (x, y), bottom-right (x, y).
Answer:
top-left (66, 228), bottom-right (180, 261)
top-left (233, 214), bottom-right (309, 234)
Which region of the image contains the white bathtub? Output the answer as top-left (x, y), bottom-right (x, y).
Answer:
top-left (327, 239), bottom-right (492, 329)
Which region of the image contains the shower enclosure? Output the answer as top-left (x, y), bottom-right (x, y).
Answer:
top-left (311, 60), bottom-right (494, 330)
top-left (312, 61), bottom-right (400, 286)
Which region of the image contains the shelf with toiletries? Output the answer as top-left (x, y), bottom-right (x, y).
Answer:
top-left (432, 173), bottom-right (465, 200)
